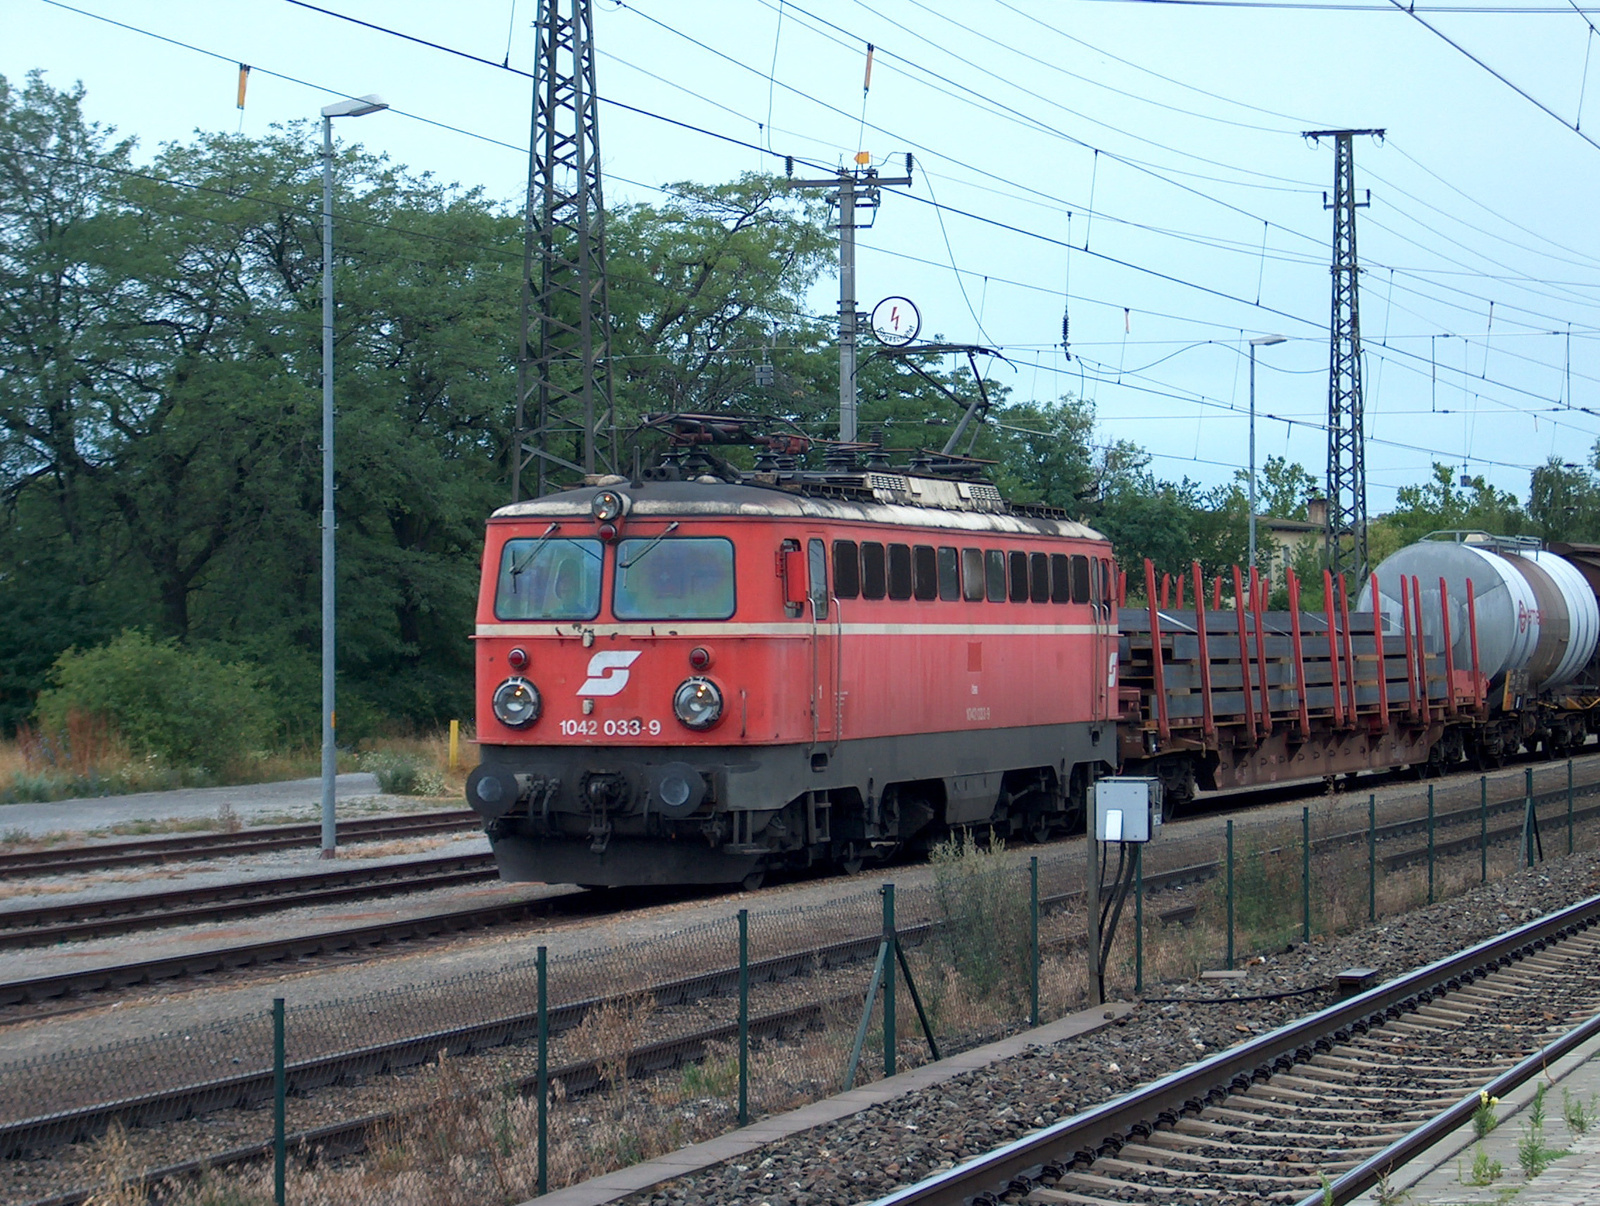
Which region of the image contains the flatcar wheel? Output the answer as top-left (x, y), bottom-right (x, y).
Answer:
top-left (741, 871), bottom-right (765, 892)
top-left (838, 842), bottom-right (865, 876)
top-left (1026, 814), bottom-right (1053, 844)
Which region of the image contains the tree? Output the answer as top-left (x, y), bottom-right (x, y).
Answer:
top-left (1236, 455), bottom-right (1319, 522)
top-left (1368, 463), bottom-right (1526, 565)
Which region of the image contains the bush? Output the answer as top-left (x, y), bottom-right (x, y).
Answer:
top-left (361, 750), bottom-right (446, 796)
top-left (34, 630), bottom-right (271, 774)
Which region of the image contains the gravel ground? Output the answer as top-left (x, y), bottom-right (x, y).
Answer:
top-left (0, 774), bottom-right (386, 839)
top-left (619, 854), bottom-right (1600, 1206)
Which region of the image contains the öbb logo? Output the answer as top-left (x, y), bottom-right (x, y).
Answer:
top-left (1517, 602), bottom-right (1544, 634)
top-left (578, 651), bottom-right (642, 697)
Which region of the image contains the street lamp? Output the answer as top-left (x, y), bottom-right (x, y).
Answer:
top-left (1247, 334), bottom-right (1287, 574)
top-left (321, 94), bottom-right (388, 859)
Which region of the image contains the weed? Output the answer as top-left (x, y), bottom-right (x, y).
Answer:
top-left (927, 831), bottom-right (1030, 1017)
top-left (1460, 1144), bottom-right (1503, 1186)
top-left (81, 1122), bottom-right (145, 1206)
top-left (679, 1052), bottom-right (739, 1099)
top-left (362, 750), bottom-right (447, 797)
top-left (1518, 1083), bottom-right (1567, 1177)
top-left (1563, 1085), bottom-right (1596, 1137)
top-left (1474, 1087), bottom-right (1501, 1139)
top-left (1372, 1168), bottom-right (1413, 1205)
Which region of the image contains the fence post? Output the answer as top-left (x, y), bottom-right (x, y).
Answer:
top-left (1225, 819), bottom-right (1235, 970)
top-left (882, 883), bottom-right (896, 1078)
top-left (1569, 759), bottom-right (1575, 855)
top-left (448, 718), bottom-right (460, 771)
top-left (537, 945), bottom-right (548, 1197)
top-left (738, 908), bottom-right (749, 1127)
top-left (1480, 776), bottom-right (1488, 883)
top-left (1526, 766), bottom-right (1537, 868)
top-left (1029, 856), bottom-right (1040, 1028)
top-left (1134, 845), bottom-right (1144, 996)
top-left (1301, 806), bottom-right (1311, 942)
top-left (1427, 784), bottom-right (1435, 905)
top-left (273, 997), bottom-right (285, 1206)
top-left (1367, 794), bottom-right (1376, 923)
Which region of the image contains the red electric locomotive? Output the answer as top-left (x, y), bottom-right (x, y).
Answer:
top-left (466, 436), bottom-right (1118, 887)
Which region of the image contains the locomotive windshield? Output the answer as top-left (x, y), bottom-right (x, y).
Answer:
top-left (613, 537), bottom-right (735, 620)
top-left (495, 536), bottom-right (602, 620)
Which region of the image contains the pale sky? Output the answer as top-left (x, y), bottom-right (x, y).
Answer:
top-left (8, 0), bottom-right (1600, 513)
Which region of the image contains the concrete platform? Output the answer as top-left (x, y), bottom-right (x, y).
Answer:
top-left (1357, 1023), bottom-right (1600, 1204)
top-left (517, 1000), bottom-right (1137, 1206)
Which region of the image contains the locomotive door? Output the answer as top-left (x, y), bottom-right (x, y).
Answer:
top-left (807, 538), bottom-right (840, 743)
top-left (1092, 557), bottom-right (1115, 720)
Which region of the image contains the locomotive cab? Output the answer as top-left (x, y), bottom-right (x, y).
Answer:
top-left (467, 444), bottom-right (1117, 889)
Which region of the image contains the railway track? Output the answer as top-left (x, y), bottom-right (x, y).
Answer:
top-left (1, 767), bottom-right (1592, 1012)
top-left (0, 852), bottom-right (499, 949)
top-left (872, 893), bottom-right (1600, 1205)
top-left (0, 810), bottom-right (480, 877)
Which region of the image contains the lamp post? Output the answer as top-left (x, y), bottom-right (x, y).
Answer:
top-left (321, 94), bottom-right (388, 859)
top-left (1247, 334), bottom-right (1287, 574)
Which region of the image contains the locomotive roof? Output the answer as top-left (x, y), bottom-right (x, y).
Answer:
top-left (492, 476), bottom-right (1106, 542)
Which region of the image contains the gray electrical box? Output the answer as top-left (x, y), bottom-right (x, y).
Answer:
top-left (1092, 777), bottom-right (1162, 843)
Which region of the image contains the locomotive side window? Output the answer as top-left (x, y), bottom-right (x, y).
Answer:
top-left (861, 542), bottom-right (887, 600)
top-left (962, 548), bottom-right (985, 601)
top-left (496, 536), bottom-right (602, 621)
top-left (613, 537), bottom-right (735, 620)
top-left (912, 545), bottom-right (938, 601)
top-left (985, 549), bottom-right (1007, 601)
top-left (1070, 554), bottom-right (1091, 604)
top-left (833, 541), bottom-right (860, 599)
top-left (808, 538), bottom-right (829, 620)
top-left (1008, 551), bottom-right (1029, 603)
top-left (1050, 553), bottom-right (1071, 604)
top-left (887, 544), bottom-right (913, 600)
top-left (937, 547), bottom-right (961, 601)
top-left (1029, 552), bottom-right (1050, 603)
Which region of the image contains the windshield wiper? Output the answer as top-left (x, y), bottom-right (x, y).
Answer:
top-left (509, 523), bottom-right (561, 584)
top-left (618, 521), bottom-right (680, 570)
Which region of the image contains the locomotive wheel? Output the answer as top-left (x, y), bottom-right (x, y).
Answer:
top-left (741, 872), bottom-right (765, 892)
top-left (838, 843), bottom-right (865, 876)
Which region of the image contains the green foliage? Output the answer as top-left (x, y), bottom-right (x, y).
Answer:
top-left (361, 749), bottom-right (446, 796)
top-left (35, 630), bottom-right (271, 772)
top-left (1518, 1082), bottom-right (1567, 1177)
top-left (1474, 1088), bottom-right (1501, 1139)
top-left (1460, 1144), bottom-right (1503, 1186)
top-left (679, 1053), bottom-right (740, 1099)
top-left (1563, 1086), bottom-right (1595, 1136)
top-left (927, 832), bottom-right (1031, 1007)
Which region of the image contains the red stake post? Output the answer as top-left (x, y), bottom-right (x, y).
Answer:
top-left (1232, 564), bottom-right (1257, 743)
top-left (1438, 576), bottom-right (1457, 716)
top-left (1250, 565), bottom-right (1273, 734)
top-left (1193, 561), bottom-right (1215, 738)
top-left (1400, 576), bottom-right (1419, 720)
top-left (1466, 578), bottom-right (1483, 713)
top-left (1337, 573), bottom-right (1358, 721)
top-left (1371, 571), bottom-right (1389, 725)
top-left (1322, 569), bottom-right (1345, 727)
top-left (1412, 576), bottom-right (1429, 717)
top-left (1288, 569), bottom-right (1311, 737)
top-left (1145, 559), bottom-right (1171, 742)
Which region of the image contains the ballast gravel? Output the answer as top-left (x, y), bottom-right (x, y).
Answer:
top-left (620, 854), bottom-right (1600, 1206)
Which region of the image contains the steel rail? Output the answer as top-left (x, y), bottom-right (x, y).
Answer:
top-left (1295, 1006), bottom-right (1600, 1205)
top-left (0, 771), bottom-right (1586, 1009)
top-left (868, 891), bottom-right (1600, 1206)
top-left (16, 994), bottom-right (837, 1206)
top-left (0, 897), bottom-right (551, 1008)
top-left (1, 928), bottom-right (889, 1155)
top-left (0, 853), bottom-right (497, 949)
top-left (0, 810), bottom-right (479, 877)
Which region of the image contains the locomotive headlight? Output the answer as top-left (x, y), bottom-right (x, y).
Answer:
top-left (492, 677), bottom-right (542, 728)
top-left (672, 677), bottom-right (723, 729)
top-left (591, 489), bottom-right (629, 522)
